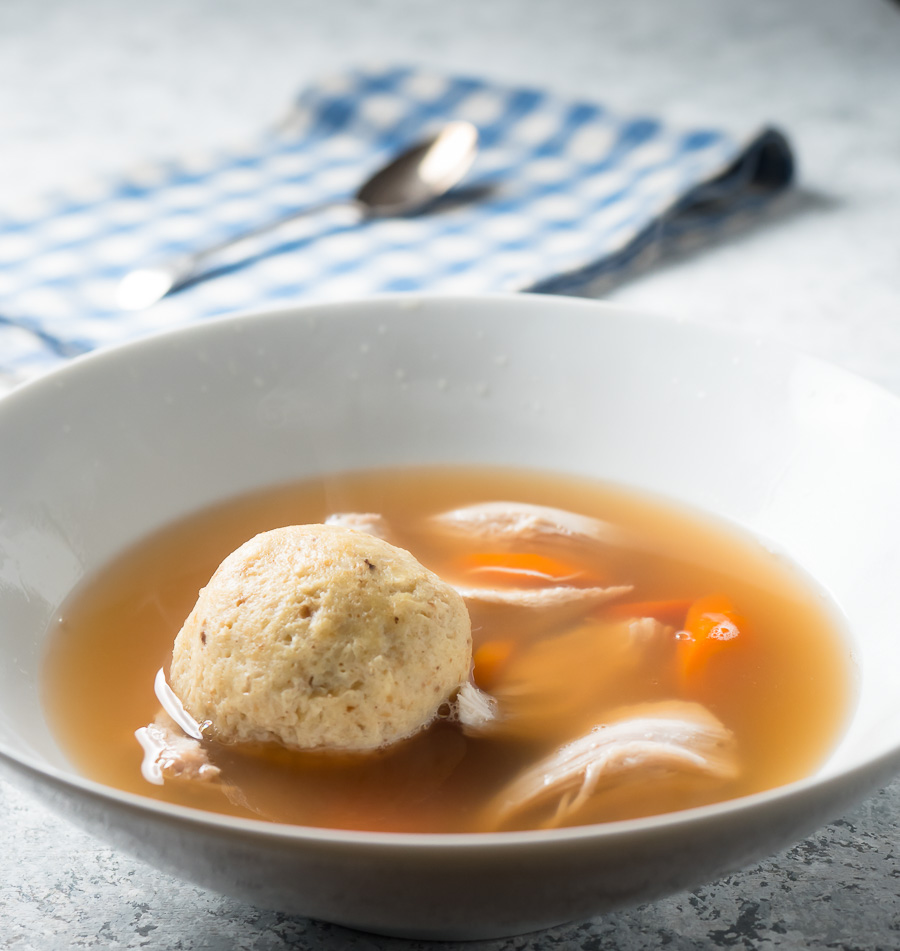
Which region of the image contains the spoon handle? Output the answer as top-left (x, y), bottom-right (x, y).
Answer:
top-left (117, 198), bottom-right (359, 310)
top-left (185, 198), bottom-right (354, 264)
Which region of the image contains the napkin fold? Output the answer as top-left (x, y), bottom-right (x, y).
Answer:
top-left (0, 65), bottom-right (794, 386)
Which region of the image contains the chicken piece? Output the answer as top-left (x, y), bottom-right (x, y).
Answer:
top-left (169, 524), bottom-right (472, 752)
top-left (486, 700), bottom-right (739, 829)
top-left (454, 681), bottom-right (499, 734)
top-left (134, 668), bottom-right (220, 785)
top-left (428, 501), bottom-right (621, 550)
top-left (455, 584), bottom-right (631, 611)
top-left (152, 665), bottom-right (206, 739)
top-left (325, 512), bottom-right (392, 541)
top-left (135, 713), bottom-right (221, 785)
top-left (627, 615), bottom-right (676, 645)
top-left (469, 616), bottom-right (676, 742)
top-left (428, 501), bottom-right (631, 638)
top-left (458, 582), bottom-right (632, 641)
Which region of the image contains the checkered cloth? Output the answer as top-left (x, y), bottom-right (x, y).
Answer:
top-left (0, 65), bottom-right (794, 387)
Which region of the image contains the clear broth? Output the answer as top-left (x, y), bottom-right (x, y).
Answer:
top-left (43, 467), bottom-right (854, 832)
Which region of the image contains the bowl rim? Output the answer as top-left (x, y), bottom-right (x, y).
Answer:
top-left (2, 290), bottom-right (898, 850)
top-left (2, 290), bottom-right (887, 416)
top-left (3, 734), bottom-right (898, 850)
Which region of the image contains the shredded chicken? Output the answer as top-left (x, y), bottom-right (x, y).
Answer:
top-left (454, 681), bottom-right (499, 733)
top-left (152, 666), bottom-right (205, 739)
top-left (473, 617), bottom-right (676, 742)
top-left (134, 668), bottom-right (220, 785)
top-left (486, 700), bottom-right (739, 828)
top-left (457, 582), bottom-right (633, 640)
top-left (135, 713), bottom-right (221, 785)
top-left (324, 512), bottom-right (393, 541)
top-left (454, 584), bottom-right (631, 612)
top-left (428, 501), bottom-right (621, 549)
top-left (425, 501), bottom-right (633, 637)
top-left (627, 616), bottom-right (676, 646)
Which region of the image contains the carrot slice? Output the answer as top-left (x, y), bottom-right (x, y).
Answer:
top-left (677, 594), bottom-right (745, 687)
top-left (459, 551), bottom-right (589, 588)
top-left (473, 640), bottom-right (516, 691)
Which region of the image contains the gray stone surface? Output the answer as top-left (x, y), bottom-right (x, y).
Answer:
top-left (2, 0), bottom-right (900, 947)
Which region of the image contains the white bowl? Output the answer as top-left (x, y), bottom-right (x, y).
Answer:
top-left (2, 293), bottom-right (900, 940)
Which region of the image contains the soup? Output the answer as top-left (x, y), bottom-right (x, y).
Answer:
top-left (42, 466), bottom-right (854, 833)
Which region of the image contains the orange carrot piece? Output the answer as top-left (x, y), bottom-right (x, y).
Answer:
top-left (677, 594), bottom-right (745, 686)
top-left (462, 551), bottom-right (581, 576)
top-left (459, 551), bottom-right (588, 588)
top-left (601, 598), bottom-right (692, 627)
top-left (473, 640), bottom-right (516, 691)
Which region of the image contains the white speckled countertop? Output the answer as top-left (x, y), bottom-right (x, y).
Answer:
top-left (2, 0), bottom-right (899, 947)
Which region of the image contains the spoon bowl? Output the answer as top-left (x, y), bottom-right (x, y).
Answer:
top-left (355, 121), bottom-right (478, 216)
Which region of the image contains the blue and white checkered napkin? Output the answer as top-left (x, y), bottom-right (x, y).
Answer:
top-left (0, 65), bottom-right (794, 386)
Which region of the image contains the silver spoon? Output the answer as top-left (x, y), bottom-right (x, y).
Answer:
top-left (116, 120), bottom-right (479, 310)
